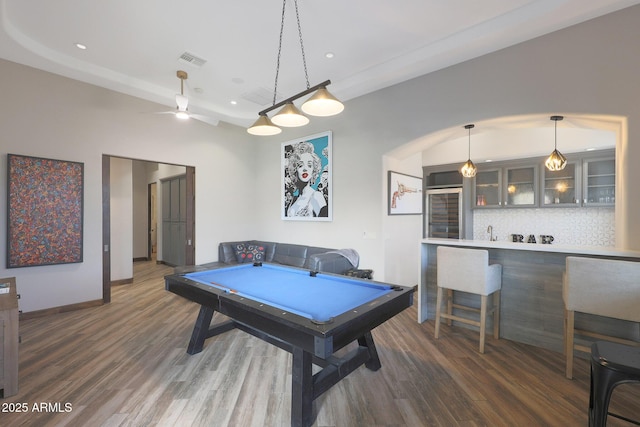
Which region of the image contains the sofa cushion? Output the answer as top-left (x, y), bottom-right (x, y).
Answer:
top-left (272, 243), bottom-right (309, 268)
top-left (220, 241), bottom-right (276, 264)
top-left (233, 243), bottom-right (266, 263)
top-left (249, 241), bottom-right (277, 262)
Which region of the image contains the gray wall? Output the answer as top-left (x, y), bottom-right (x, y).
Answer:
top-left (1, 5), bottom-right (640, 312)
top-left (0, 60), bottom-right (254, 312)
top-left (252, 5), bottom-right (640, 283)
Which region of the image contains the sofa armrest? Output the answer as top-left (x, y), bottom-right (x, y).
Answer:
top-left (307, 252), bottom-right (354, 275)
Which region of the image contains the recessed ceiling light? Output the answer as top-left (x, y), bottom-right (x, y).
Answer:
top-left (325, 52), bottom-right (334, 59)
top-left (485, 159), bottom-right (493, 162)
top-left (585, 148), bottom-right (596, 151)
top-left (75, 43), bottom-right (87, 50)
top-left (230, 100), bottom-right (237, 105)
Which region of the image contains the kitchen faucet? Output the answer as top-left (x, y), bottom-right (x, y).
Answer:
top-left (487, 225), bottom-right (495, 241)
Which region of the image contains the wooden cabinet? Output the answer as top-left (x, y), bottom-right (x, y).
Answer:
top-left (470, 150), bottom-right (614, 209)
top-left (583, 157), bottom-right (615, 206)
top-left (539, 152), bottom-right (615, 207)
top-left (0, 277), bottom-right (18, 397)
top-left (542, 161), bottom-right (579, 206)
top-left (425, 170), bottom-right (463, 188)
top-left (422, 167), bottom-right (473, 240)
top-left (473, 164), bottom-right (537, 208)
top-left (474, 169), bottom-right (501, 207)
top-left (505, 165), bottom-right (537, 207)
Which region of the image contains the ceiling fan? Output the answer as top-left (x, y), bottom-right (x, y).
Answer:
top-left (154, 70), bottom-right (218, 126)
top-left (174, 70), bottom-right (190, 120)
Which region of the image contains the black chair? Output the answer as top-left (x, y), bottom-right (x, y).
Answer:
top-left (589, 341), bottom-right (640, 426)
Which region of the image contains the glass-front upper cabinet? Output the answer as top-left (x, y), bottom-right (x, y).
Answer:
top-left (542, 162), bottom-right (578, 206)
top-left (474, 166), bottom-right (537, 207)
top-left (474, 169), bottom-right (501, 207)
top-left (505, 166), bottom-right (537, 207)
top-left (436, 149), bottom-right (614, 211)
top-left (583, 157), bottom-right (615, 206)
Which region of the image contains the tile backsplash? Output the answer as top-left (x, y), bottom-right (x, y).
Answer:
top-left (473, 207), bottom-right (615, 246)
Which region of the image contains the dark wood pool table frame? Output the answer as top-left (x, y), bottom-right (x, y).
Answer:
top-left (165, 263), bottom-right (414, 427)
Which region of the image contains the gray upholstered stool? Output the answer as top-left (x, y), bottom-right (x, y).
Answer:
top-left (434, 246), bottom-right (502, 354)
top-left (564, 256), bottom-right (640, 379)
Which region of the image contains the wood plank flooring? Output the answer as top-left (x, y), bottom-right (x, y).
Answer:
top-left (2, 260), bottom-right (639, 426)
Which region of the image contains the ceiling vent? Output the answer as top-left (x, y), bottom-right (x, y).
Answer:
top-left (242, 87), bottom-right (282, 106)
top-left (178, 52), bottom-right (207, 68)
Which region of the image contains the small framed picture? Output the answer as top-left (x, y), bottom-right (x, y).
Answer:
top-left (388, 171), bottom-right (422, 215)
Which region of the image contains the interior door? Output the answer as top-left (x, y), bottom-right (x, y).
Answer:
top-left (161, 175), bottom-right (187, 266)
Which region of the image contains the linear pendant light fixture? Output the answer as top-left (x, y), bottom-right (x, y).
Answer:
top-left (545, 115), bottom-right (567, 171)
top-left (460, 124), bottom-right (478, 178)
top-left (247, 0), bottom-right (344, 136)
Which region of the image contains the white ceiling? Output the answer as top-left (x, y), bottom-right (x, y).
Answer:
top-left (1, 0), bottom-right (639, 129)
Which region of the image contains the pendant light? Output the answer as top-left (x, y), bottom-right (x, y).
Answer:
top-left (247, 0), bottom-right (344, 135)
top-left (271, 102), bottom-right (309, 127)
top-left (301, 86), bottom-right (344, 116)
top-left (545, 115), bottom-right (567, 171)
top-left (247, 114), bottom-right (282, 136)
top-left (460, 124), bottom-right (477, 178)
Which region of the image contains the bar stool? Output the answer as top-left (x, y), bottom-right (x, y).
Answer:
top-left (563, 256), bottom-right (640, 379)
top-left (589, 341), bottom-right (640, 427)
top-left (434, 246), bottom-right (502, 353)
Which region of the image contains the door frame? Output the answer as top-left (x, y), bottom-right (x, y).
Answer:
top-left (102, 155), bottom-right (195, 303)
top-left (147, 182), bottom-right (156, 261)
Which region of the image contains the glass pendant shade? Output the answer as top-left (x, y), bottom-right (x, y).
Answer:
top-left (546, 115), bottom-right (567, 171)
top-left (545, 149), bottom-right (567, 171)
top-left (460, 123), bottom-right (477, 178)
top-left (247, 114), bottom-right (282, 136)
top-left (460, 159), bottom-right (477, 178)
top-left (301, 87), bottom-right (344, 116)
top-left (271, 102), bottom-right (309, 127)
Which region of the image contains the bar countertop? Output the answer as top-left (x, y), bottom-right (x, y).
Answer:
top-left (421, 238), bottom-right (640, 259)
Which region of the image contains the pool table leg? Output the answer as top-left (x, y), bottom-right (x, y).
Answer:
top-left (359, 331), bottom-right (382, 371)
top-left (186, 305), bottom-right (238, 355)
top-left (187, 305), bottom-right (214, 355)
top-left (291, 346), bottom-right (314, 427)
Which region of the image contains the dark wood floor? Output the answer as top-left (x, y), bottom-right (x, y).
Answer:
top-left (3, 260), bottom-right (639, 426)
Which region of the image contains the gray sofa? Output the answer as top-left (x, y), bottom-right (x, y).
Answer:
top-left (215, 240), bottom-right (358, 275)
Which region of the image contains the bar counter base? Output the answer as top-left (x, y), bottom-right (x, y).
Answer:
top-left (419, 241), bottom-right (640, 353)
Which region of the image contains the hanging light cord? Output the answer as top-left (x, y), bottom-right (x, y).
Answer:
top-left (294, 0), bottom-right (310, 90)
top-left (465, 124), bottom-right (474, 158)
top-left (271, 0), bottom-right (310, 106)
top-left (272, 0), bottom-right (287, 106)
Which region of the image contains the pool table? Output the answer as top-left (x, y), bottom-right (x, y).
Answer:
top-left (165, 262), bottom-right (414, 427)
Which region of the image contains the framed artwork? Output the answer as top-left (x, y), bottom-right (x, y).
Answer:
top-left (282, 131), bottom-right (332, 221)
top-left (388, 171), bottom-right (423, 215)
top-left (7, 154), bottom-right (84, 268)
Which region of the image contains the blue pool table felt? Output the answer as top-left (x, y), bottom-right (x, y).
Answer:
top-left (183, 263), bottom-right (392, 322)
